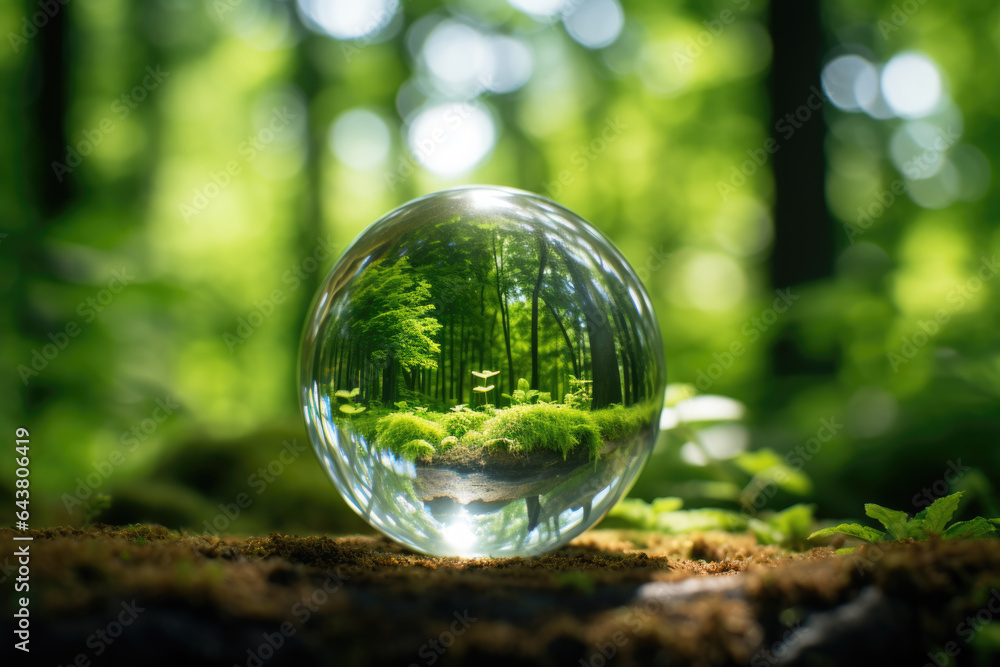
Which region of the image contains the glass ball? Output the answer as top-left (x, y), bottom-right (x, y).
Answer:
top-left (299, 186), bottom-right (666, 556)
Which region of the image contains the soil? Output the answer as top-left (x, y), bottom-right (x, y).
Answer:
top-left (4, 525), bottom-right (1000, 666)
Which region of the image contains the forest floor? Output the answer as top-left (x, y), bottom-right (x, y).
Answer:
top-left (4, 525), bottom-right (1000, 666)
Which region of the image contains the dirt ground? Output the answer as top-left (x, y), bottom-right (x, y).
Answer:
top-left (3, 525), bottom-right (1000, 666)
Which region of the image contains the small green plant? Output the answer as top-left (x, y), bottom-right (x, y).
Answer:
top-left (603, 497), bottom-right (815, 549)
top-left (393, 400), bottom-right (427, 413)
top-left (564, 374), bottom-right (592, 409)
top-left (82, 494), bottom-right (112, 527)
top-left (471, 369), bottom-right (499, 406)
top-left (502, 377), bottom-right (551, 406)
top-left (335, 387), bottom-right (366, 415)
top-left (808, 492), bottom-right (1000, 546)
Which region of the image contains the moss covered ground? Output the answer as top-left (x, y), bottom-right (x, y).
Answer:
top-left (5, 525), bottom-right (1000, 666)
top-left (354, 402), bottom-right (654, 463)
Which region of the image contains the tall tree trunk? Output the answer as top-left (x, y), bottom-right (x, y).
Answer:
top-left (448, 309), bottom-right (455, 401)
top-left (768, 0), bottom-right (834, 379)
top-left (345, 338), bottom-right (355, 390)
top-left (381, 350), bottom-right (397, 405)
top-left (558, 251), bottom-right (622, 409)
top-left (492, 235), bottom-right (515, 395)
top-left (545, 302), bottom-right (579, 377)
top-left (613, 306), bottom-right (642, 404)
top-left (530, 234), bottom-right (549, 390)
top-left (438, 341), bottom-right (445, 400)
top-left (457, 313), bottom-right (466, 404)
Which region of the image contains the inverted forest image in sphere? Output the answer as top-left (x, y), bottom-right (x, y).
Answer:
top-left (300, 186), bottom-right (666, 556)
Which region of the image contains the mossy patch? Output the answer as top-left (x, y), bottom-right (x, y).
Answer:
top-left (375, 413), bottom-right (446, 460)
top-left (481, 403), bottom-right (603, 459)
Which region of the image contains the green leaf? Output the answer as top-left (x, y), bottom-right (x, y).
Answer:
top-left (517, 378), bottom-right (530, 392)
top-left (735, 449), bottom-right (813, 495)
top-left (335, 390), bottom-right (353, 399)
top-left (835, 547), bottom-right (857, 555)
top-left (349, 387), bottom-right (360, 398)
top-left (808, 523), bottom-right (886, 543)
top-left (653, 508), bottom-right (747, 534)
top-left (604, 498), bottom-right (655, 529)
top-left (943, 517), bottom-right (997, 540)
top-left (651, 497), bottom-right (684, 513)
top-left (473, 385), bottom-right (495, 392)
top-left (901, 518), bottom-right (929, 540)
top-left (864, 504), bottom-right (909, 540)
top-left (762, 504), bottom-right (816, 548)
top-left (911, 492), bottom-right (963, 536)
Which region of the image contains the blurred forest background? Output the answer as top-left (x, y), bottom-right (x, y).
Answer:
top-left (3, 0), bottom-right (1000, 537)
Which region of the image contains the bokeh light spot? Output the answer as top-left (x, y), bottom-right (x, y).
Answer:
top-left (407, 103), bottom-right (496, 177)
top-left (330, 109), bottom-right (391, 170)
top-left (881, 52), bottom-right (942, 119)
top-left (821, 55), bottom-right (876, 112)
top-left (297, 0), bottom-right (399, 40)
top-left (563, 0), bottom-right (624, 50)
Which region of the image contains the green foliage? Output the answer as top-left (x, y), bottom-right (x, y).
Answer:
top-left (809, 523), bottom-right (887, 543)
top-left (441, 409), bottom-right (489, 439)
top-left (399, 439), bottom-right (436, 461)
top-left (863, 503), bottom-right (909, 540)
top-left (502, 377), bottom-right (551, 406)
top-left (563, 374), bottom-right (592, 409)
top-left (393, 400), bottom-right (427, 413)
top-left (482, 403), bottom-right (603, 459)
top-left (603, 497), bottom-right (816, 549)
top-left (364, 398), bottom-right (656, 462)
top-left (336, 387), bottom-right (366, 415)
top-left (943, 517), bottom-right (997, 539)
top-left (375, 413), bottom-right (446, 460)
top-left (351, 256), bottom-right (442, 382)
top-left (909, 492), bottom-right (963, 535)
top-left (808, 492), bottom-right (1000, 543)
top-left (753, 504), bottom-right (816, 550)
top-left (458, 430), bottom-right (487, 449)
top-left (590, 404), bottom-right (648, 442)
top-left (734, 449), bottom-right (812, 496)
top-left (13, 0), bottom-right (1000, 538)
top-left (471, 369), bottom-right (500, 406)
top-left (82, 494), bottom-right (112, 527)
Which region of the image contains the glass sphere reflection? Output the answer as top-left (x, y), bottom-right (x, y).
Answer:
top-left (299, 186), bottom-right (666, 556)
